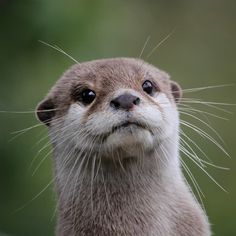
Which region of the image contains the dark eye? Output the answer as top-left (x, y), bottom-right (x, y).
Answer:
top-left (142, 80), bottom-right (154, 95)
top-left (77, 89), bottom-right (96, 105)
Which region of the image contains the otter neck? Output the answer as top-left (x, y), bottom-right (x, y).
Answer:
top-left (54, 137), bottom-right (182, 235)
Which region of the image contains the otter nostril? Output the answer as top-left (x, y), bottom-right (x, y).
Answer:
top-left (133, 97), bottom-right (140, 105)
top-left (110, 100), bottom-right (120, 109)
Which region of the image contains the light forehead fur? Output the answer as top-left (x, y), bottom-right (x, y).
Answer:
top-left (46, 58), bottom-right (173, 114)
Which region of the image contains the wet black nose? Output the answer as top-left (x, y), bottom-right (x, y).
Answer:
top-left (110, 93), bottom-right (140, 110)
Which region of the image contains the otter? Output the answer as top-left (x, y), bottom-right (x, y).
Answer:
top-left (36, 58), bottom-right (211, 236)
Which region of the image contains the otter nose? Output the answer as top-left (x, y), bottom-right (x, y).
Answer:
top-left (110, 93), bottom-right (140, 110)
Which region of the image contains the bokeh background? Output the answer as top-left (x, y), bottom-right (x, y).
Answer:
top-left (0, 0), bottom-right (235, 235)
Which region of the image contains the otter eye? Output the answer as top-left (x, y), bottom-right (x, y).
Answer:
top-left (142, 80), bottom-right (154, 95)
top-left (78, 89), bottom-right (96, 105)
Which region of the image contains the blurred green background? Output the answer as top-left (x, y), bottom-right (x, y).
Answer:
top-left (0, 0), bottom-right (235, 235)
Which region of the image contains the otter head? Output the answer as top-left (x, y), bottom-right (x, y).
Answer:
top-left (36, 58), bottom-right (181, 162)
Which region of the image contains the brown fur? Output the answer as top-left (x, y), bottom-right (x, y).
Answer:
top-left (36, 58), bottom-right (210, 236)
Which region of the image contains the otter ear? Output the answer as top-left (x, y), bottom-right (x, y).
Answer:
top-left (170, 81), bottom-right (182, 103)
top-left (36, 98), bottom-right (55, 126)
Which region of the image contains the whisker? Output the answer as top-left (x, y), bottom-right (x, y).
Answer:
top-left (181, 100), bottom-right (234, 114)
top-left (11, 123), bottom-right (43, 135)
top-left (183, 150), bottom-right (228, 193)
top-left (101, 163), bottom-right (111, 210)
top-left (180, 110), bottom-right (226, 145)
top-left (181, 159), bottom-right (206, 212)
top-left (180, 139), bottom-right (205, 168)
top-left (181, 99), bottom-right (235, 106)
top-left (9, 123), bottom-right (45, 142)
top-left (199, 160), bottom-right (229, 170)
top-left (180, 129), bottom-right (211, 162)
top-left (12, 178), bottom-right (55, 214)
top-left (182, 84), bottom-right (234, 93)
top-left (31, 120), bottom-right (87, 175)
top-left (51, 127), bottom-right (97, 218)
top-left (179, 102), bottom-right (232, 115)
top-left (179, 107), bottom-right (228, 120)
top-left (70, 131), bottom-right (100, 223)
top-left (138, 35), bottom-right (151, 59)
top-left (32, 148), bottom-right (53, 176)
top-left (180, 120), bottom-right (229, 157)
top-left (146, 29), bottom-right (175, 59)
top-left (38, 40), bottom-right (79, 64)
top-left (181, 159), bottom-right (205, 198)
top-left (52, 147), bottom-right (88, 221)
top-left (0, 108), bottom-right (60, 114)
top-left (9, 115), bottom-right (64, 143)
top-left (90, 154), bottom-right (96, 216)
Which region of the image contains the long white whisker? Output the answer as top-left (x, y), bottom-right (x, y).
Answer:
top-left (180, 100), bottom-right (234, 113)
top-left (38, 40), bottom-right (79, 64)
top-left (138, 35), bottom-right (151, 58)
top-left (180, 120), bottom-right (229, 157)
top-left (180, 110), bottom-right (226, 145)
top-left (182, 84), bottom-right (234, 93)
top-left (179, 107), bottom-right (228, 120)
top-left (13, 178), bottom-right (55, 214)
top-left (180, 139), bottom-right (205, 168)
top-left (180, 129), bottom-right (211, 162)
top-left (181, 159), bottom-right (206, 212)
top-left (146, 29), bottom-right (175, 59)
top-left (9, 123), bottom-right (44, 142)
top-left (181, 145), bottom-right (227, 192)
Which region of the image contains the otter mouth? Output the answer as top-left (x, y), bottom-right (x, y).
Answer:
top-left (100, 121), bottom-right (153, 143)
top-left (111, 121), bottom-right (146, 133)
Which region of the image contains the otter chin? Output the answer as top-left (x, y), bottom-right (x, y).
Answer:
top-left (36, 58), bottom-right (211, 236)
top-left (105, 125), bottom-right (154, 156)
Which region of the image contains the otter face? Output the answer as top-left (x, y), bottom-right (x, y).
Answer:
top-left (36, 58), bottom-right (181, 159)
